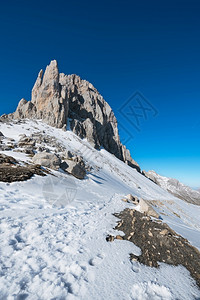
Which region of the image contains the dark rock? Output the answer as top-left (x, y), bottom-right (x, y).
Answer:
top-left (106, 235), bottom-right (115, 242)
top-left (0, 165), bottom-right (46, 182)
top-left (0, 153), bottom-right (46, 182)
top-left (63, 150), bottom-right (74, 160)
top-left (113, 208), bottom-right (200, 288)
top-left (0, 153), bottom-right (18, 165)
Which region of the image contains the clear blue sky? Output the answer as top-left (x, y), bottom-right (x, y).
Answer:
top-left (0, 0), bottom-right (199, 188)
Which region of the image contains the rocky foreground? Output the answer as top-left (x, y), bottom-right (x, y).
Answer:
top-left (113, 207), bottom-right (200, 288)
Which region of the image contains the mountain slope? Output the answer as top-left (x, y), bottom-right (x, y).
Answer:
top-left (143, 170), bottom-right (200, 205)
top-left (0, 119), bottom-right (200, 299)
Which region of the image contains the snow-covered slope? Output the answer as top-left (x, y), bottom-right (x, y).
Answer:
top-left (0, 120), bottom-right (200, 299)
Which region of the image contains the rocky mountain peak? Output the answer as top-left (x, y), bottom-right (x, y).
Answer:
top-left (7, 60), bottom-right (140, 171)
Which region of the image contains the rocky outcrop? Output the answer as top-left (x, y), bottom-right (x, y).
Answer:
top-left (143, 170), bottom-right (200, 205)
top-left (65, 74), bottom-right (140, 170)
top-left (60, 155), bottom-right (86, 179)
top-left (7, 60), bottom-right (140, 171)
top-left (61, 160), bottom-right (86, 179)
top-left (113, 208), bottom-right (200, 287)
top-left (13, 61), bottom-right (68, 128)
top-left (18, 136), bottom-right (35, 147)
top-left (0, 153), bottom-right (46, 182)
top-left (32, 152), bottom-right (61, 170)
top-left (121, 194), bottom-right (160, 218)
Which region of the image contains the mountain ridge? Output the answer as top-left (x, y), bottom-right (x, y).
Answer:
top-left (143, 170), bottom-right (200, 205)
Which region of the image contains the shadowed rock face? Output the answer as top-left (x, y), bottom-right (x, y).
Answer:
top-left (7, 60), bottom-right (140, 171)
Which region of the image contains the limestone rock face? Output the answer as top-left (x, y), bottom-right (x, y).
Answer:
top-left (10, 60), bottom-right (140, 171)
top-left (13, 60), bottom-right (68, 128)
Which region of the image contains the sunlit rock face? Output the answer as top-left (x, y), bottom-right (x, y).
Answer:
top-left (11, 60), bottom-right (140, 171)
top-left (14, 60), bottom-right (68, 128)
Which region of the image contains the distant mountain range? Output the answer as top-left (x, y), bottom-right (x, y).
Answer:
top-left (143, 170), bottom-right (200, 205)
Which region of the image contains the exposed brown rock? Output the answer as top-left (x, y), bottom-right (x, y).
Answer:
top-left (115, 235), bottom-right (124, 240)
top-left (0, 165), bottom-right (46, 183)
top-left (0, 153), bottom-right (18, 165)
top-left (113, 208), bottom-right (200, 288)
top-left (0, 154), bottom-right (46, 182)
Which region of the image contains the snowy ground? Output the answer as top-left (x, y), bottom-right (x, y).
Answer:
top-left (0, 120), bottom-right (200, 299)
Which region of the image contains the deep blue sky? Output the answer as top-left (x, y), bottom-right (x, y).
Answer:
top-left (0, 0), bottom-right (199, 188)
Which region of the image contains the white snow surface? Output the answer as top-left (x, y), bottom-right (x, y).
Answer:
top-left (0, 120), bottom-right (200, 300)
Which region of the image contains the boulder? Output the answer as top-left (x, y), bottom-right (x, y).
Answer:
top-left (124, 194), bottom-right (139, 204)
top-left (124, 194), bottom-right (159, 218)
top-left (60, 159), bottom-right (86, 179)
top-left (138, 198), bottom-right (160, 219)
top-left (32, 152), bottom-right (61, 170)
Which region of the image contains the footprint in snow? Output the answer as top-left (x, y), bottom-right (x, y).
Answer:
top-left (131, 261), bottom-right (140, 273)
top-left (89, 254), bottom-right (104, 266)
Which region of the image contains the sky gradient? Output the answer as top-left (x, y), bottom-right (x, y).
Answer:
top-left (0, 0), bottom-right (199, 188)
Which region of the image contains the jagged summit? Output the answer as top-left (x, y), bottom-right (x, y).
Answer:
top-left (14, 60), bottom-right (68, 128)
top-left (6, 60), bottom-right (140, 171)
